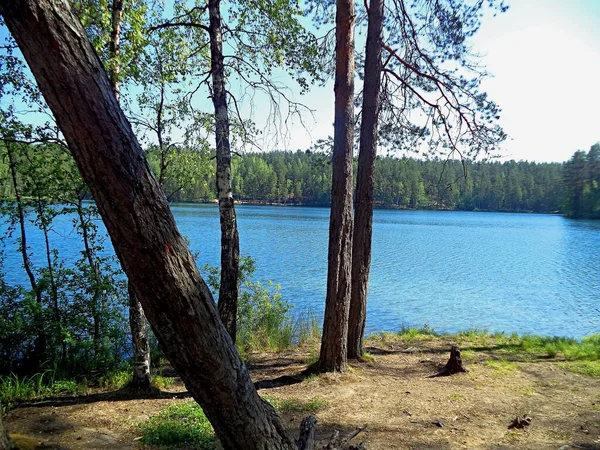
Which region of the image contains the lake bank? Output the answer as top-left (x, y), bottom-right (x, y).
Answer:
top-left (4, 330), bottom-right (600, 449)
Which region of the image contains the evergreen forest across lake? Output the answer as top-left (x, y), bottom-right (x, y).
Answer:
top-left (144, 145), bottom-right (600, 218)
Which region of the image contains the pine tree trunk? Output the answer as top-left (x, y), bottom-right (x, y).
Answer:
top-left (128, 282), bottom-right (151, 389)
top-left (347, 0), bottom-right (384, 360)
top-left (0, 2), bottom-right (293, 448)
top-left (209, 0), bottom-right (240, 340)
top-left (0, 414), bottom-right (13, 450)
top-left (319, 0), bottom-right (355, 372)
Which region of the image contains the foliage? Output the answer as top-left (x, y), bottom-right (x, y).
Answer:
top-left (563, 143), bottom-right (600, 218)
top-left (0, 371), bottom-right (85, 411)
top-left (0, 142), bottom-right (129, 377)
top-left (203, 257), bottom-right (295, 354)
top-left (229, 151), bottom-right (565, 212)
top-left (139, 400), bottom-right (215, 449)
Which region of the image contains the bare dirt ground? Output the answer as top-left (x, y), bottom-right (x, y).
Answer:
top-left (5, 335), bottom-right (600, 449)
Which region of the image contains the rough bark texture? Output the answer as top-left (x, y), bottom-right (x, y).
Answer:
top-left (429, 345), bottom-right (467, 377)
top-left (209, 0), bottom-right (240, 340)
top-left (108, 0), bottom-right (123, 101)
top-left (347, 0), bottom-right (384, 360)
top-left (319, 0), bottom-right (355, 372)
top-left (296, 416), bottom-right (317, 450)
top-left (128, 283), bottom-right (151, 389)
top-left (0, 2), bottom-right (293, 448)
top-left (0, 413), bottom-right (13, 450)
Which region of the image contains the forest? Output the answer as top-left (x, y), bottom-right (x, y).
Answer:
top-left (0, 0), bottom-right (599, 449)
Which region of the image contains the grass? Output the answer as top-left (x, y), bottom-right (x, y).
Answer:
top-left (264, 395), bottom-right (329, 413)
top-left (561, 361), bottom-right (600, 377)
top-left (139, 401), bottom-right (215, 449)
top-left (371, 326), bottom-right (600, 367)
top-left (0, 372), bottom-right (86, 411)
top-left (153, 375), bottom-right (176, 389)
top-left (139, 396), bottom-right (328, 449)
top-left (485, 359), bottom-right (518, 375)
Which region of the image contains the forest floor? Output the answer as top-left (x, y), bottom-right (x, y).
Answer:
top-left (4, 332), bottom-right (600, 450)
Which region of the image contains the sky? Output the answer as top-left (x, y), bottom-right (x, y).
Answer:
top-left (1, 0), bottom-right (599, 163)
top-left (260, 0), bottom-right (600, 163)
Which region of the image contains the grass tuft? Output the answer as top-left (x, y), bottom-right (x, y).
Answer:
top-left (264, 395), bottom-right (329, 413)
top-left (561, 361), bottom-right (600, 377)
top-left (139, 400), bottom-right (215, 449)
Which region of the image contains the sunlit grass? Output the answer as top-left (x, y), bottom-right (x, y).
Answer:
top-left (561, 361), bottom-right (600, 377)
top-left (139, 400), bottom-right (215, 449)
top-left (264, 395), bottom-right (329, 413)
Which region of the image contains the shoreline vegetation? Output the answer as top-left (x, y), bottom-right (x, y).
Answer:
top-left (2, 327), bottom-right (599, 449)
top-left (180, 197), bottom-right (565, 215)
top-left (2, 327), bottom-right (599, 409)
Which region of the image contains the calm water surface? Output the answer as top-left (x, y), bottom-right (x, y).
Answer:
top-left (2, 205), bottom-right (600, 338)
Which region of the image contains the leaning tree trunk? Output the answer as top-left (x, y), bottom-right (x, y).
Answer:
top-left (0, 413), bottom-right (13, 450)
top-left (319, 0), bottom-right (355, 372)
top-left (347, 0), bottom-right (384, 360)
top-left (0, 2), bottom-right (294, 448)
top-left (209, 0), bottom-right (240, 340)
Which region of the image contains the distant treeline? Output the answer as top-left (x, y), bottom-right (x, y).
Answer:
top-left (228, 151), bottom-right (565, 213)
top-left (3, 144), bottom-right (599, 217)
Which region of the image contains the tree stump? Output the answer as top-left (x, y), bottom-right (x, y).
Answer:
top-left (429, 345), bottom-right (467, 377)
top-left (297, 415), bottom-right (317, 450)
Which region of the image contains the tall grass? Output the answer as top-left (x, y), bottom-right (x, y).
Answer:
top-left (0, 371), bottom-right (84, 411)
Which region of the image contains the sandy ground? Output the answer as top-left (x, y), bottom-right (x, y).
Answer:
top-left (5, 336), bottom-right (600, 449)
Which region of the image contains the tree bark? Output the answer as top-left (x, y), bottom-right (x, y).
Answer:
top-left (319, 0), bottom-right (355, 372)
top-left (128, 283), bottom-right (151, 389)
top-left (0, 413), bottom-right (13, 450)
top-left (209, 0), bottom-right (240, 340)
top-left (0, 2), bottom-right (293, 448)
top-left (347, 0), bottom-right (384, 360)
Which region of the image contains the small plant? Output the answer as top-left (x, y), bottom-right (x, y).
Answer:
top-left (449, 393), bottom-right (465, 401)
top-left (485, 359), bottom-right (518, 375)
top-left (153, 376), bottom-right (175, 389)
top-left (140, 400), bottom-right (215, 449)
top-left (97, 369), bottom-right (130, 390)
top-left (562, 361), bottom-right (600, 377)
top-left (397, 324), bottom-right (438, 342)
top-left (264, 396), bottom-right (329, 413)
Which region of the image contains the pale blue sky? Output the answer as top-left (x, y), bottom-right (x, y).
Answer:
top-left (2, 0), bottom-right (599, 163)
top-left (267, 0), bottom-right (600, 163)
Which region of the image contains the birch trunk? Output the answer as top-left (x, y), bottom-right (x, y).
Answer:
top-left (209, 0), bottom-right (240, 340)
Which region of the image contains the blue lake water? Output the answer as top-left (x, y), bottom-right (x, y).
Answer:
top-left (2, 204), bottom-right (600, 339)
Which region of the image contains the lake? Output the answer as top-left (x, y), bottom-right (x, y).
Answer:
top-left (2, 204), bottom-right (600, 339)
